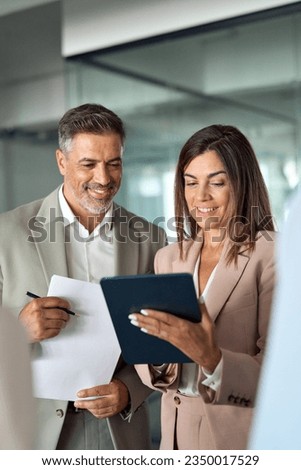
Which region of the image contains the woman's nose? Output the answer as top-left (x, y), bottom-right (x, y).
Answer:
top-left (195, 184), bottom-right (210, 201)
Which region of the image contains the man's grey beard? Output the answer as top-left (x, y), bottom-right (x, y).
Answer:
top-left (79, 197), bottom-right (112, 215)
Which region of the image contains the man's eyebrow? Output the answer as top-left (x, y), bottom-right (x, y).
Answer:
top-left (78, 156), bottom-right (122, 163)
top-left (78, 157), bottom-right (96, 163)
top-left (184, 170), bottom-right (226, 179)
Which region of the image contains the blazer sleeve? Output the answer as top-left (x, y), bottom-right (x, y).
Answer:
top-left (0, 310), bottom-right (35, 449)
top-left (135, 363), bottom-right (179, 393)
top-left (114, 363), bottom-right (152, 419)
top-left (201, 244), bottom-right (276, 407)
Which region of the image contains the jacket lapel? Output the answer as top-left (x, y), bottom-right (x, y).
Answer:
top-left (30, 188), bottom-right (69, 285)
top-left (171, 239), bottom-right (203, 275)
top-left (172, 239), bottom-right (250, 323)
top-left (113, 204), bottom-right (139, 275)
top-left (205, 249), bottom-right (250, 323)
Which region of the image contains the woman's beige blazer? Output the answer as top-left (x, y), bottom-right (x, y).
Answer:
top-left (136, 232), bottom-right (276, 449)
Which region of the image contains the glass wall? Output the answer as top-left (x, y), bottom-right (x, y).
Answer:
top-left (66, 8), bottom-right (301, 236)
top-left (0, 130), bottom-right (62, 213)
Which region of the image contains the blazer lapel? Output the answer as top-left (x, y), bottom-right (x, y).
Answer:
top-left (205, 248), bottom-right (250, 323)
top-left (113, 204), bottom-right (139, 275)
top-left (30, 188), bottom-right (69, 285)
top-left (172, 239), bottom-right (203, 275)
top-left (171, 238), bottom-right (250, 323)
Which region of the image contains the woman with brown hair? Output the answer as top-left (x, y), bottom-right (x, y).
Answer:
top-left (130, 124), bottom-right (276, 450)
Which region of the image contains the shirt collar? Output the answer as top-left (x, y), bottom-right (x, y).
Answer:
top-left (58, 185), bottom-right (114, 234)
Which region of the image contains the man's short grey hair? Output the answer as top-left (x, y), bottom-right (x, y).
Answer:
top-left (58, 103), bottom-right (126, 153)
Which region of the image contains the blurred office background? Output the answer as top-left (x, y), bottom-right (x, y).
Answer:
top-left (1, 1), bottom-right (301, 231)
top-left (1, 0), bottom-right (301, 447)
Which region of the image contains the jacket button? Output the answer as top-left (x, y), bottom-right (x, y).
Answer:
top-left (56, 409), bottom-right (64, 418)
top-left (174, 396), bottom-right (181, 405)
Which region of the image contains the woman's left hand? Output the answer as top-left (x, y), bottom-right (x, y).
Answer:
top-left (129, 302), bottom-right (222, 373)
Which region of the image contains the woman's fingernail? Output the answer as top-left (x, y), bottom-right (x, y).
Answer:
top-left (140, 309), bottom-right (148, 316)
top-left (128, 314), bottom-right (137, 320)
top-left (130, 319), bottom-right (139, 327)
top-left (141, 328), bottom-right (148, 334)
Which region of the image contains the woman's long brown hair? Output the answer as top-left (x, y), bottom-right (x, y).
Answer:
top-left (174, 124), bottom-right (275, 263)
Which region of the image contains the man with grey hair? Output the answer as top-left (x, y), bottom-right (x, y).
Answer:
top-left (0, 103), bottom-right (166, 450)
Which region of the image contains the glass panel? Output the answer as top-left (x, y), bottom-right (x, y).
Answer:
top-left (67, 7), bottom-right (301, 233)
top-left (0, 130), bottom-right (61, 212)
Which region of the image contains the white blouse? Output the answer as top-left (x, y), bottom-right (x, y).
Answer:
top-left (177, 256), bottom-right (222, 396)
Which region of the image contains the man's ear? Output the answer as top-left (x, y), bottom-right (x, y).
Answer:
top-left (56, 149), bottom-right (67, 176)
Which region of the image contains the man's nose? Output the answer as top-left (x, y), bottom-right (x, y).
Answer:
top-left (94, 164), bottom-right (111, 186)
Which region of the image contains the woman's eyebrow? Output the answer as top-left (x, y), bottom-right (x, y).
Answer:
top-left (184, 170), bottom-right (226, 179)
top-left (184, 173), bottom-right (197, 179)
top-left (208, 170), bottom-right (227, 178)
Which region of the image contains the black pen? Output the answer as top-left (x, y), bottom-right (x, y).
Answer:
top-left (26, 291), bottom-right (79, 317)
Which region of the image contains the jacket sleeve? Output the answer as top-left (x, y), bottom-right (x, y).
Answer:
top-left (0, 310), bottom-right (35, 449)
top-left (114, 363), bottom-right (152, 419)
top-left (135, 363), bottom-right (179, 393)
top-left (199, 246), bottom-right (276, 407)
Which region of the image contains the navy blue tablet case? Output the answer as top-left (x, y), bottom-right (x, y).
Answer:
top-left (100, 273), bottom-right (200, 364)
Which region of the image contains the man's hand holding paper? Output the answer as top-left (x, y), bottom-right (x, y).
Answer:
top-left (31, 275), bottom-right (121, 403)
top-left (74, 378), bottom-right (129, 418)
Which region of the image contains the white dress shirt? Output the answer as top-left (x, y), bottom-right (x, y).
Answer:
top-left (59, 187), bottom-right (132, 423)
top-left (58, 186), bottom-right (115, 282)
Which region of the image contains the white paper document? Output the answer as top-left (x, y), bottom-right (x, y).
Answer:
top-left (31, 275), bottom-right (121, 401)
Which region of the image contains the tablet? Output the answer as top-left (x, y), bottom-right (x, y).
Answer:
top-left (100, 273), bottom-right (200, 364)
